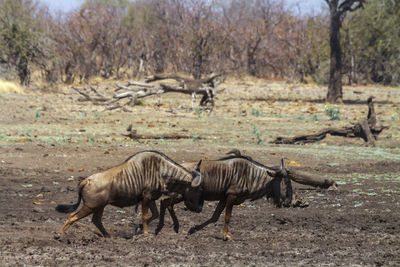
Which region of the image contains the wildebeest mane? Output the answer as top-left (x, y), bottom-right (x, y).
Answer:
top-left (124, 150), bottom-right (188, 170)
top-left (217, 155), bottom-right (278, 172)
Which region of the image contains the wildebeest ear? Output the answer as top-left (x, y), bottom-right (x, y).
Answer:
top-left (190, 160), bottom-right (202, 187)
top-left (191, 171), bottom-right (202, 187)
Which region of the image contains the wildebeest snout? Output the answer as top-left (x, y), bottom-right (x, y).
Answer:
top-left (184, 189), bottom-right (204, 213)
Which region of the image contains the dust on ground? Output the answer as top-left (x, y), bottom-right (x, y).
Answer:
top-left (0, 80), bottom-right (399, 266)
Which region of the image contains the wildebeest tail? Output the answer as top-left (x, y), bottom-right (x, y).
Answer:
top-left (55, 183), bottom-right (84, 213)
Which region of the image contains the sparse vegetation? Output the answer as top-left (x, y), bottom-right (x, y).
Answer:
top-left (251, 109), bottom-right (266, 117)
top-left (252, 124), bottom-right (263, 145)
top-left (324, 105), bottom-right (341, 120)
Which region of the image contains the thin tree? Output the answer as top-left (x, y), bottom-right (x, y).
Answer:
top-left (325, 0), bottom-right (365, 103)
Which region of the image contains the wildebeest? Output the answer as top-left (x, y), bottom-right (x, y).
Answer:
top-left (155, 155), bottom-right (292, 241)
top-left (55, 150), bottom-right (203, 237)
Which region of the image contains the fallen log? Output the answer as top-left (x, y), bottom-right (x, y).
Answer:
top-left (123, 124), bottom-right (201, 140)
top-left (225, 149), bottom-right (336, 189)
top-left (145, 73), bottom-right (223, 87)
top-left (287, 169), bottom-right (336, 189)
top-left (124, 132), bottom-right (200, 140)
top-left (71, 73), bottom-right (224, 112)
top-left (271, 96), bottom-right (388, 146)
top-left (145, 73), bottom-right (225, 108)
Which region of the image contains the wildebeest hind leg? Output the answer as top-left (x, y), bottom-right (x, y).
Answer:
top-left (188, 199), bottom-right (226, 235)
top-left (141, 198), bottom-right (151, 234)
top-left (62, 205), bottom-right (93, 233)
top-left (92, 207), bottom-right (110, 237)
top-left (222, 196), bottom-right (235, 241)
top-left (135, 200), bottom-right (159, 234)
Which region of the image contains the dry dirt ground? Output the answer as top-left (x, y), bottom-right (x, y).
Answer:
top-left (0, 79), bottom-right (399, 266)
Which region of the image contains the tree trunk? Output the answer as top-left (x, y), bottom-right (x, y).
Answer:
top-left (18, 56), bottom-right (30, 85)
top-left (327, 8), bottom-right (343, 103)
top-left (246, 37), bottom-right (261, 77)
top-left (247, 46), bottom-right (257, 77)
top-left (326, 0), bottom-right (366, 102)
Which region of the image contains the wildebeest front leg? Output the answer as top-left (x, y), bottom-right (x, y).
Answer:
top-left (92, 207), bottom-right (110, 237)
top-left (155, 196), bottom-right (181, 235)
top-left (188, 199), bottom-right (227, 235)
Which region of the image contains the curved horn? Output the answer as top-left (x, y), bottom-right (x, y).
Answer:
top-left (226, 149), bottom-right (242, 156)
top-left (268, 158), bottom-right (288, 177)
top-left (279, 158), bottom-right (288, 177)
top-left (195, 159), bottom-right (202, 170)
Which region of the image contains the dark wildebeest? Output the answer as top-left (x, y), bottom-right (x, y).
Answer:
top-left (55, 150), bottom-right (203, 237)
top-left (155, 155), bottom-right (292, 240)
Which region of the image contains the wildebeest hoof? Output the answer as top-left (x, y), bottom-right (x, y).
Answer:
top-left (188, 227), bottom-right (196, 235)
top-left (223, 234), bottom-right (232, 241)
top-left (134, 224), bottom-right (143, 235)
top-left (103, 233), bottom-right (111, 238)
top-left (155, 227), bottom-right (161, 235)
top-left (173, 225), bottom-right (179, 233)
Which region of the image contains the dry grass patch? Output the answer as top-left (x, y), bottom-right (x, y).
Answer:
top-left (0, 79), bottom-right (23, 94)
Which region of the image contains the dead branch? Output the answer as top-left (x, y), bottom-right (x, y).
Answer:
top-left (124, 124), bottom-right (200, 140)
top-left (145, 73), bottom-right (190, 83)
top-left (72, 87), bottom-right (108, 104)
top-left (125, 132), bottom-right (200, 140)
top-left (89, 86), bottom-right (107, 98)
top-left (145, 73), bottom-right (224, 90)
top-left (144, 72), bottom-right (225, 108)
top-left (72, 73), bottom-right (224, 112)
top-left (127, 81), bottom-right (155, 88)
top-left (271, 96), bottom-right (388, 146)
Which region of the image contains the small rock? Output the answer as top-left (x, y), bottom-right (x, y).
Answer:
top-left (33, 207), bottom-right (45, 213)
top-left (53, 232), bottom-right (61, 240)
top-left (40, 186), bottom-right (50, 192)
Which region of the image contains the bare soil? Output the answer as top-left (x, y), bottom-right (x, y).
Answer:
top-left (0, 80), bottom-right (399, 266)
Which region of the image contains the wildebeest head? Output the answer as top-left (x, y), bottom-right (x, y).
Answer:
top-left (183, 160), bottom-right (204, 213)
top-left (267, 159), bottom-right (292, 208)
